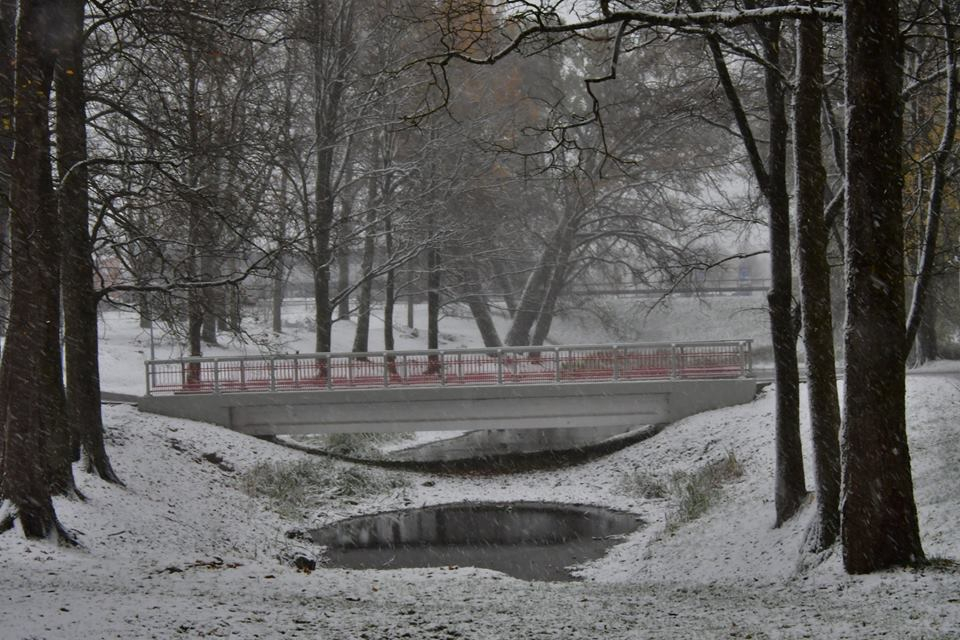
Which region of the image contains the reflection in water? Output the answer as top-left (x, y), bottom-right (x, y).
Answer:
top-left (308, 502), bottom-right (642, 581)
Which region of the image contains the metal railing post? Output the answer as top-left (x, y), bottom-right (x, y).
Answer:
top-left (240, 359), bottom-right (246, 391)
top-left (496, 349), bottom-right (504, 384)
top-left (554, 347), bottom-right (561, 383)
top-left (612, 345), bottom-right (620, 381)
top-left (670, 343), bottom-right (679, 378)
top-left (439, 351), bottom-right (446, 385)
top-left (145, 361), bottom-right (151, 395)
top-left (269, 357), bottom-right (277, 391)
top-left (383, 352), bottom-right (390, 387)
top-left (213, 359), bottom-right (220, 393)
top-left (325, 354), bottom-right (333, 389)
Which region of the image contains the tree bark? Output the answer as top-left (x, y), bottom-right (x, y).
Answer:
top-left (794, 12), bottom-right (839, 551)
top-left (460, 266), bottom-right (502, 348)
top-left (272, 251), bottom-right (285, 334)
top-left (426, 242), bottom-right (441, 373)
top-left (760, 16), bottom-right (806, 528)
top-left (0, 0), bottom-right (75, 542)
top-left (842, 0), bottom-right (924, 573)
top-left (351, 199), bottom-right (377, 354)
top-left (383, 215), bottom-right (395, 353)
top-left (56, 0), bottom-right (121, 484)
top-left (0, 0), bottom-right (14, 343)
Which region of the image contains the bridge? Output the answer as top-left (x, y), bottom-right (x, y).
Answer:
top-left (137, 340), bottom-right (759, 436)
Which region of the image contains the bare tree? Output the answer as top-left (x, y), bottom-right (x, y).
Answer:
top-left (793, 8), bottom-right (839, 551)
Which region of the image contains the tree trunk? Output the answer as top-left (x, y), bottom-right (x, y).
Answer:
top-left (272, 251), bottom-right (285, 334)
top-left (336, 194), bottom-right (351, 321)
top-left (201, 254), bottom-right (220, 345)
top-left (759, 16), bottom-right (806, 526)
top-left (383, 216), bottom-right (395, 353)
top-left (351, 204), bottom-right (377, 354)
top-left (0, 0), bottom-right (14, 343)
top-left (460, 266), bottom-right (502, 348)
top-left (530, 261), bottom-right (567, 348)
top-left (0, 0), bottom-right (75, 542)
top-left (842, 0), bottom-right (924, 573)
top-left (492, 261), bottom-right (518, 318)
top-left (693, 0), bottom-right (806, 526)
top-left (505, 210), bottom-right (576, 346)
top-left (914, 274), bottom-right (940, 365)
top-left (426, 245), bottom-right (441, 372)
top-left (531, 225), bottom-right (576, 347)
top-left (56, 0), bottom-right (121, 484)
top-left (794, 13), bottom-right (839, 551)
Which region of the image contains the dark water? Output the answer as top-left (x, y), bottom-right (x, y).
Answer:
top-left (307, 501), bottom-right (642, 581)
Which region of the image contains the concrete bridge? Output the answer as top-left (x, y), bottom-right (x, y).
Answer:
top-left (137, 340), bottom-right (758, 436)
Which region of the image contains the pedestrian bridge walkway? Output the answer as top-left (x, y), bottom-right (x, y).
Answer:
top-left (137, 340), bottom-right (759, 436)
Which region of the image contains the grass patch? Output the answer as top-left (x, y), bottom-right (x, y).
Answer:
top-left (665, 451), bottom-right (744, 531)
top-left (241, 458), bottom-right (408, 519)
top-left (619, 469), bottom-right (668, 500)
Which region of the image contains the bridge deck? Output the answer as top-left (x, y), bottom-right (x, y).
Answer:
top-left (144, 340), bottom-right (753, 396)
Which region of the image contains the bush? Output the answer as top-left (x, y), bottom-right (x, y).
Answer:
top-left (665, 451), bottom-right (744, 531)
top-left (241, 458), bottom-right (408, 519)
top-left (619, 469), bottom-right (668, 500)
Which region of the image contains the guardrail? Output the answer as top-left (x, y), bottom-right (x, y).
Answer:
top-left (144, 340), bottom-right (753, 396)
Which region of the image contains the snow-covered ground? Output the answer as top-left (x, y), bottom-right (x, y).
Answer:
top-left (2, 307), bottom-right (958, 638)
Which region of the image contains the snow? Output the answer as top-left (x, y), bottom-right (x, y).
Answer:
top-left (2, 309), bottom-right (959, 638)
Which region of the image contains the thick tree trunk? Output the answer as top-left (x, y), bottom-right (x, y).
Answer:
top-left (0, 0), bottom-right (75, 542)
top-left (56, 0), bottom-right (120, 484)
top-left (794, 14), bottom-right (840, 551)
top-left (842, 0), bottom-right (924, 574)
top-left (0, 0), bottom-right (13, 343)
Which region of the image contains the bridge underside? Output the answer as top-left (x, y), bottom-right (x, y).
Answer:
top-left (137, 379), bottom-right (758, 436)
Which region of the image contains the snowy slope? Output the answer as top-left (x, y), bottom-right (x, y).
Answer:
top-left (0, 311), bottom-right (958, 638)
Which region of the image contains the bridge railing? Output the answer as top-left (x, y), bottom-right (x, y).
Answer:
top-left (143, 340), bottom-right (753, 396)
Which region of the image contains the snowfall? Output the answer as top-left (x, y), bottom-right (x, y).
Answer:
top-left (1, 298), bottom-right (959, 639)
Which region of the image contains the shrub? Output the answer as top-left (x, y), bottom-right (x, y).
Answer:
top-left (665, 451), bottom-right (744, 531)
top-left (241, 458), bottom-right (408, 519)
top-left (619, 469), bottom-right (668, 500)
